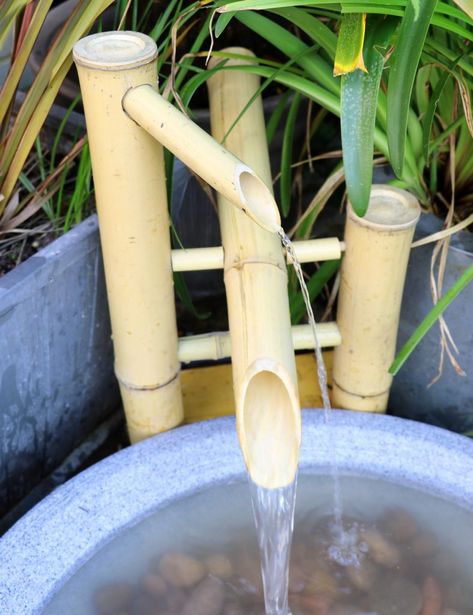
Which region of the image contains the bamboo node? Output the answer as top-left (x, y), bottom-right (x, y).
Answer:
top-left (115, 368), bottom-right (181, 392)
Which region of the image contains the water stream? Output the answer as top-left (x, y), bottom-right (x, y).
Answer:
top-left (248, 230), bottom-right (348, 615)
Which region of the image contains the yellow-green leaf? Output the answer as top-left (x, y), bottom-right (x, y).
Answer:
top-left (334, 12), bottom-right (367, 76)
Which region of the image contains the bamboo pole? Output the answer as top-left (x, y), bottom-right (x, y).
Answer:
top-left (171, 237), bottom-right (344, 272)
top-left (73, 32), bottom-right (183, 442)
top-left (178, 323), bottom-right (342, 363)
top-left (122, 84), bottom-right (280, 233)
top-left (332, 185), bottom-right (420, 412)
top-left (207, 48), bottom-right (300, 489)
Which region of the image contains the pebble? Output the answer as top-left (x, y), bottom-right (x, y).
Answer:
top-left (346, 558), bottom-right (377, 592)
top-left (381, 508), bottom-right (418, 543)
top-left (93, 582), bottom-right (134, 615)
top-left (203, 553), bottom-right (233, 580)
top-left (412, 532), bottom-right (439, 558)
top-left (421, 576), bottom-right (443, 615)
top-left (180, 576), bottom-right (225, 615)
top-left (158, 551), bottom-right (206, 588)
top-left (370, 575), bottom-right (422, 615)
top-left (361, 529), bottom-right (401, 568)
top-left (141, 573), bottom-right (167, 598)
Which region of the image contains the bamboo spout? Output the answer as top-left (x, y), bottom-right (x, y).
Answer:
top-left (122, 85), bottom-right (281, 233)
top-left (207, 48), bottom-right (301, 489)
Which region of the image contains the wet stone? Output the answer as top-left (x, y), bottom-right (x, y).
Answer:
top-left (370, 575), bottom-right (422, 615)
top-left (158, 551), bottom-right (206, 588)
top-left (94, 583), bottom-right (134, 615)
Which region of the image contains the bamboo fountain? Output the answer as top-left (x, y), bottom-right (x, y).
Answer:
top-left (73, 31), bottom-right (419, 491)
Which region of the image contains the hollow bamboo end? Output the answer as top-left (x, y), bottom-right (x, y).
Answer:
top-left (235, 165), bottom-right (281, 232)
top-left (237, 359), bottom-right (301, 489)
top-left (73, 31), bottom-right (157, 70)
top-left (349, 185), bottom-right (420, 231)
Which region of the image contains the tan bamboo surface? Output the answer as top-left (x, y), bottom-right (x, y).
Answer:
top-left (73, 32), bottom-right (183, 442)
top-left (178, 323), bottom-right (341, 363)
top-left (332, 185), bottom-right (420, 412)
top-left (171, 237), bottom-right (343, 271)
top-left (122, 84), bottom-right (280, 233)
top-left (181, 352), bottom-right (334, 424)
top-left (207, 48), bottom-right (300, 489)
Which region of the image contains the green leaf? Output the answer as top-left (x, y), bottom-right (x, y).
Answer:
top-left (272, 7), bottom-right (337, 59)
top-left (174, 272), bottom-right (211, 321)
top-left (280, 93), bottom-right (302, 217)
top-left (290, 260), bottom-right (341, 324)
top-left (341, 16), bottom-right (397, 215)
top-left (266, 90), bottom-right (291, 145)
top-left (389, 263), bottom-right (473, 375)
top-left (215, 12), bottom-right (234, 36)
top-left (422, 55), bottom-right (462, 163)
top-left (387, 0), bottom-right (438, 177)
top-left (334, 12), bottom-right (367, 76)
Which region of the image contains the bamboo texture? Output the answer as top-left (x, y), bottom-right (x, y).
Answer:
top-left (73, 32), bottom-right (183, 442)
top-left (208, 48), bottom-right (300, 489)
top-left (122, 84), bottom-right (280, 233)
top-left (171, 237), bottom-right (343, 272)
top-left (332, 185), bottom-right (420, 412)
top-left (178, 323), bottom-right (342, 363)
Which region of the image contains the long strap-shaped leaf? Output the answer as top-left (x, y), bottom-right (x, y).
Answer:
top-left (341, 16), bottom-right (397, 215)
top-left (390, 262), bottom-right (473, 374)
top-left (387, 0), bottom-right (438, 177)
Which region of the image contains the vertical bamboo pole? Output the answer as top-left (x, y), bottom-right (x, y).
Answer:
top-left (207, 49), bottom-right (300, 489)
top-left (332, 185), bottom-right (420, 412)
top-left (73, 32), bottom-right (183, 442)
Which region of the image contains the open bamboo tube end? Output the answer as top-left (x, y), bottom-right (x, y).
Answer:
top-left (237, 359), bottom-right (301, 490)
top-left (235, 165), bottom-right (281, 233)
top-left (73, 31), bottom-right (157, 70)
top-left (121, 83), bottom-right (280, 234)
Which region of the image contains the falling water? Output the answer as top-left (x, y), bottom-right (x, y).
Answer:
top-left (249, 478), bottom-right (297, 615)
top-left (278, 228), bottom-right (344, 524)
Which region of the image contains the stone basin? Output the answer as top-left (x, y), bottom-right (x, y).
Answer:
top-left (1, 410), bottom-right (473, 614)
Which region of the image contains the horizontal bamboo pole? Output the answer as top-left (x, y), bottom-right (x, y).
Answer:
top-left (73, 32), bottom-right (183, 442)
top-left (178, 323), bottom-right (341, 363)
top-left (171, 237), bottom-right (344, 272)
top-left (332, 185), bottom-right (420, 412)
top-left (208, 48), bottom-right (300, 489)
top-left (122, 84), bottom-right (281, 233)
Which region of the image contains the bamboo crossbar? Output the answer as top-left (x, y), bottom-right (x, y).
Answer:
top-left (178, 323), bottom-right (341, 363)
top-left (171, 238), bottom-right (344, 272)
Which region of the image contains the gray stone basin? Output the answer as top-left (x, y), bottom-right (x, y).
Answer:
top-left (1, 409), bottom-right (473, 614)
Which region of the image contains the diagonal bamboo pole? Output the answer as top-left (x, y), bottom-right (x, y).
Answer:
top-left (73, 32), bottom-right (183, 442)
top-left (122, 85), bottom-right (280, 233)
top-left (207, 48), bottom-right (300, 489)
top-left (332, 185), bottom-right (420, 412)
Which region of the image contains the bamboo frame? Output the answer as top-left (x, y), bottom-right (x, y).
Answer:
top-left (73, 32), bottom-right (183, 442)
top-left (171, 238), bottom-right (344, 272)
top-left (207, 48), bottom-right (300, 489)
top-left (122, 84), bottom-right (280, 233)
top-left (332, 185), bottom-right (420, 412)
top-left (178, 323), bottom-right (342, 363)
